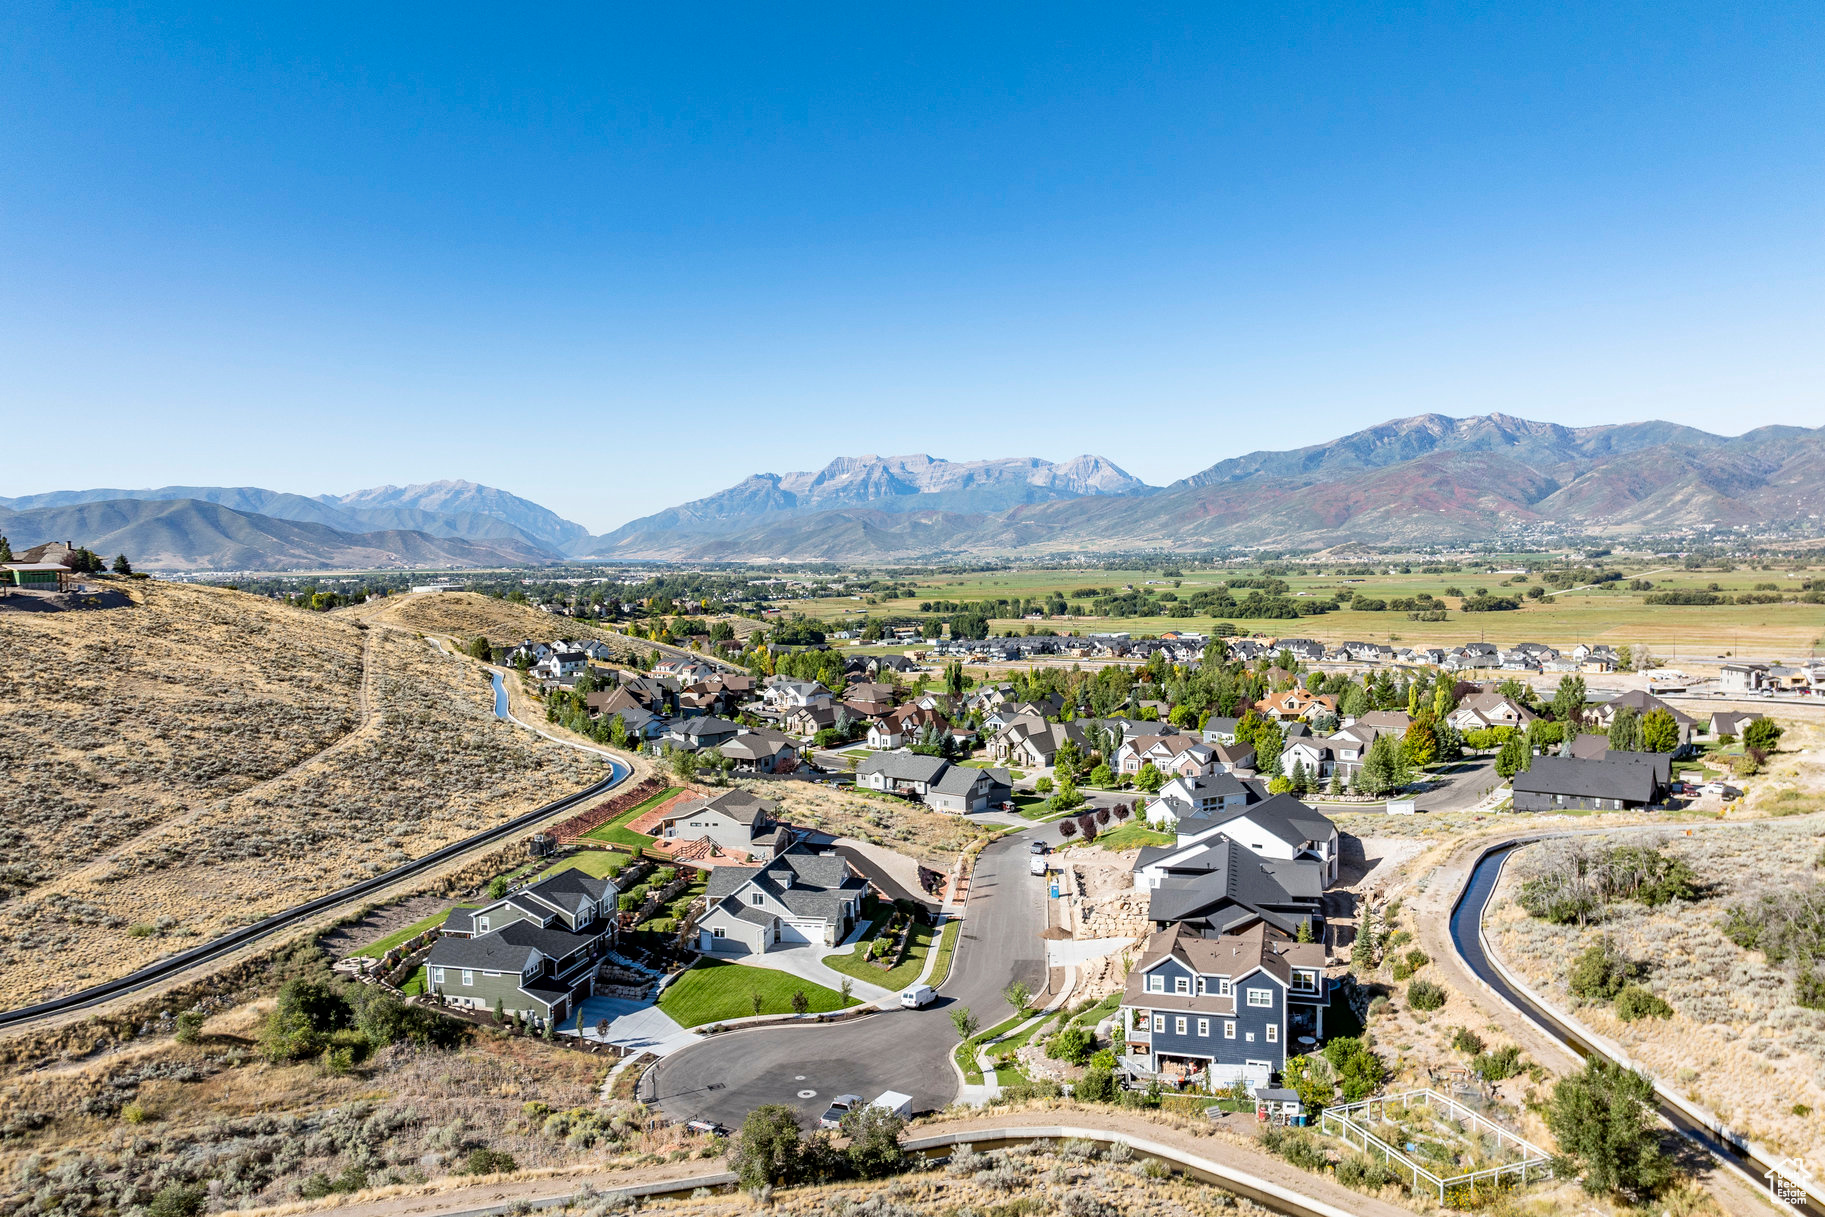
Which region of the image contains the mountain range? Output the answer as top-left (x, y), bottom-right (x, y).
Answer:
top-left (2, 416), bottom-right (1820, 568)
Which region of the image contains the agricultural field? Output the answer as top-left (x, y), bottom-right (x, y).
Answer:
top-left (771, 562), bottom-right (1825, 658)
top-left (1489, 816), bottom-right (1825, 1159)
top-left (0, 579), bottom-right (604, 1006)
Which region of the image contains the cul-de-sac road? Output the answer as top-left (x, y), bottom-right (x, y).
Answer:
top-left (643, 831), bottom-right (1049, 1126)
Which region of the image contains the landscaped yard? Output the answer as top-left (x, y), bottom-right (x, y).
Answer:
top-left (824, 917), bottom-right (941, 991)
top-left (537, 850), bottom-right (636, 882)
top-left (925, 918), bottom-right (962, 987)
top-left (656, 960), bottom-right (859, 1027)
top-left (1090, 820), bottom-right (1173, 851)
top-left (357, 906), bottom-right (474, 957)
top-left (582, 785), bottom-right (682, 849)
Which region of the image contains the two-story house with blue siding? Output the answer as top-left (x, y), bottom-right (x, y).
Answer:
top-left (1120, 921), bottom-right (1329, 1091)
top-left (424, 867), bottom-right (619, 1026)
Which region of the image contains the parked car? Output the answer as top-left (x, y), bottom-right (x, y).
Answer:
top-left (685, 1119), bottom-right (730, 1138)
top-left (900, 983), bottom-right (935, 1009)
top-left (819, 1095), bottom-right (864, 1130)
top-left (1030, 855), bottom-right (1050, 876)
top-left (1029, 839), bottom-right (1049, 855)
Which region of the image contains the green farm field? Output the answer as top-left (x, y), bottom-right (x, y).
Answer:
top-left (773, 564), bottom-right (1825, 657)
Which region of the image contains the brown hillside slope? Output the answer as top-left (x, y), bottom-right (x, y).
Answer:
top-left (0, 581), bottom-right (602, 1007)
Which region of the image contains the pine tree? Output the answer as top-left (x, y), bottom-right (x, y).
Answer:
top-left (111, 553), bottom-right (132, 575)
top-left (0, 534), bottom-right (11, 562)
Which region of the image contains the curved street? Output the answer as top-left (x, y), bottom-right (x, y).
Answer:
top-left (643, 829), bottom-right (1048, 1126)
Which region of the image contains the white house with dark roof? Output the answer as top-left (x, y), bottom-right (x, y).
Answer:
top-left (856, 749), bottom-right (1009, 813)
top-left (1144, 772), bottom-right (1257, 829)
top-left (1143, 793), bottom-right (1340, 886)
top-left (656, 789), bottom-right (785, 857)
top-left (696, 848), bottom-right (869, 953)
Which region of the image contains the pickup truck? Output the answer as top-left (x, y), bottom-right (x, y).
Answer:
top-left (818, 1094), bottom-right (864, 1130)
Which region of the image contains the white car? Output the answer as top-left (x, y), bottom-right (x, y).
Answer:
top-left (1030, 856), bottom-right (1049, 876)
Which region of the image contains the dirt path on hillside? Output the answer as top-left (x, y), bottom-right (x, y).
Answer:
top-left (56, 629), bottom-right (381, 883)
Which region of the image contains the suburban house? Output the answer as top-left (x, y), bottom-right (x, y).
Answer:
top-left (719, 729), bottom-right (800, 774)
top-left (1121, 921), bottom-right (1329, 1090)
top-left (1446, 692), bottom-right (1537, 732)
top-left (696, 848), bottom-right (869, 954)
top-left (1144, 772), bottom-right (1257, 828)
top-left (663, 716), bottom-right (743, 751)
top-left (763, 678), bottom-right (835, 712)
top-left (1134, 836), bottom-right (1325, 939)
top-left (988, 715), bottom-right (1090, 768)
top-left (1168, 793), bottom-right (1342, 885)
top-left (1116, 733), bottom-right (1217, 778)
top-left (854, 750), bottom-right (1010, 813)
top-left (656, 789), bottom-right (788, 857)
top-left (654, 657), bottom-right (718, 684)
top-left (533, 649), bottom-right (587, 681)
top-left (1706, 709), bottom-right (1766, 740)
top-left (1511, 755), bottom-right (1663, 813)
top-left (866, 704), bottom-right (951, 749)
top-left (1585, 690), bottom-right (1699, 748)
top-left (1200, 717), bottom-right (1241, 745)
top-left (1254, 689), bottom-right (1339, 723)
top-left (1269, 639), bottom-right (1327, 663)
top-left (841, 681), bottom-right (897, 718)
top-left (426, 868), bottom-right (619, 1025)
top-left (783, 703), bottom-right (841, 738)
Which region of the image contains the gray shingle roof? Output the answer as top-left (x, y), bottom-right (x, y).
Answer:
top-left (1512, 755), bottom-right (1659, 803)
top-left (857, 750), bottom-right (950, 783)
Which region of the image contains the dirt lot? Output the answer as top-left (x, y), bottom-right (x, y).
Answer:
top-left (752, 780), bottom-right (992, 869)
top-left (1489, 815), bottom-right (1825, 1160)
top-left (347, 592), bottom-right (638, 656)
top-left (0, 581), bottom-right (604, 1006)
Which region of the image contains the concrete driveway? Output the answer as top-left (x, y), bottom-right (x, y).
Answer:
top-left (560, 996), bottom-right (695, 1056)
top-left (643, 830), bottom-right (1048, 1127)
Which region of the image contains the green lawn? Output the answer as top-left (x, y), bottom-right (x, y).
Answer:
top-left (537, 850), bottom-right (634, 882)
top-left (402, 965), bottom-right (428, 996)
top-left (954, 1010), bottom-right (1028, 1084)
top-left (1092, 821), bottom-right (1173, 851)
top-left (657, 961), bottom-right (859, 1027)
top-left (356, 906), bottom-right (473, 957)
top-left (925, 919), bottom-right (962, 988)
top-left (1011, 795), bottom-right (1058, 820)
top-left (582, 785), bottom-right (682, 849)
top-left (959, 759), bottom-right (1026, 780)
top-left (824, 918), bottom-right (940, 991)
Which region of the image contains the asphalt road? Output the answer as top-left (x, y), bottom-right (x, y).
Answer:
top-left (643, 829), bottom-right (1048, 1126)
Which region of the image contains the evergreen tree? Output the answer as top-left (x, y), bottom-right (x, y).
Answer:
top-left (1608, 705), bottom-right (1641, 752)
top-left (111, 552), bottom-right (133, 575)
top-left (0, 534), bottom-right (11, 562)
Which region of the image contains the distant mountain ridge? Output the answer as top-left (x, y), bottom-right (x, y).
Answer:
top-left (584, 453), bottom-right (1153, 553)
top-left (4, 417), bottom-right (1820, 567)
top-left (0, 479), bottom-right (586, 554)
top-left (583, 415), bottom-right (1825, 559)
top-left (0, 498), bottom-right (557, 571)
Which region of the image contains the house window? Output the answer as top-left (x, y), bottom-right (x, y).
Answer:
top-left (432, 968), bottom-right (445, 986)
top-left (1196, 977), bottom-right (1207, 995)
top-left (477, 917), bottom-right (490, 933)
top-left (1247, 988), bottom-right (1273, 1008)
top-left (1266, 1024), bottom-right (1278, 1043)
top-left (1197, 1018), bottom-right (1210, 1037)
top-left (751, 893), bottom-right (764, 905)
top-left (1173, 977), bottom-right (1190, 995)
top-left (711, 928), bottom-right (724, 938)
top-left (1223, 1021), bottom-right (1236, 1039)
top-left (1174, 1016), bottom-right (1187, 1035)
top-left (461, 969), bottom-right (474, 987)
top-left (1153, 1015), bottom-right (1165, 1033)
top-left (1292, 970), bottom-right (1319, 993)
top-left (1146, 974), bottom-right (1164, 993)
top-left (1218, 978), bottom-right (1232, 997)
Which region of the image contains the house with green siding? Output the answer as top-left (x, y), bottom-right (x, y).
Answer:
top-left (426, 867), bottom-right (620, 1025)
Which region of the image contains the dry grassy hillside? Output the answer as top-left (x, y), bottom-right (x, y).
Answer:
top-left (0, 581), bottom-right (602, 1006)
top-left (349, 592), bottom-right (632, 651)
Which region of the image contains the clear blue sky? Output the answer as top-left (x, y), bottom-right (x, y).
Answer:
top-left (3, 3), bottom-right (1820, 532)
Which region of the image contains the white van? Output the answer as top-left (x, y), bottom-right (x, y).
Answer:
top-left (900, 983), bottom-right (934, 1009)
top-left (870, 1090), bottom-right (914, 1120)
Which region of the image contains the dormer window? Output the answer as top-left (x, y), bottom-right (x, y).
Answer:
top-left (1173, 977), bottom-right (1190, 995)
top-left (1218, 978), bottom-right (1232, 997)
top-left (751, 892), bottom-right (764, 905)
top-left (477, 916), bottom-right (490, 933)
top-left (1146, 974), bottom-right (1164, 993)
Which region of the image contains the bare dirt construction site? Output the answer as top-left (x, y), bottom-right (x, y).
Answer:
top-left (759, 781), bottom-right (991, 869)
top-left (0, 580), bottom-right (603, 1006)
